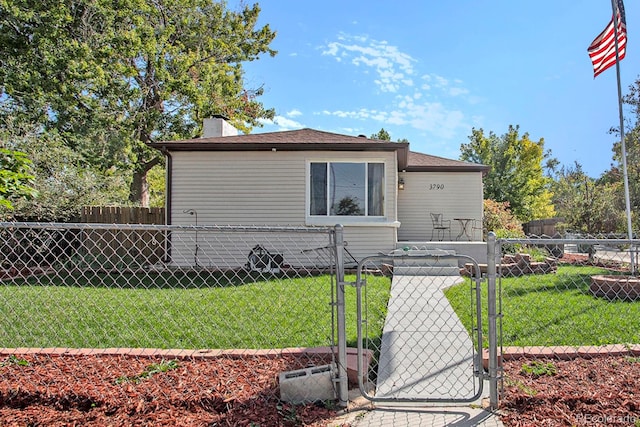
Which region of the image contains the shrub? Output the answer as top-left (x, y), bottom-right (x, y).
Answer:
top-left (484, 200), bottom-right (524, 234)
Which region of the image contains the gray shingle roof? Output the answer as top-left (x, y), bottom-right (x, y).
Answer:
top-left (406, 151), bottom-right (489, 172)
top-left (153, 128), bottom-right (399, 146)
top-left (151, 128), bottom-right (487, 172)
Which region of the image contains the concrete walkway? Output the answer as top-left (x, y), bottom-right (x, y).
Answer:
top-left (376, 275), bottom-right (478, 400)
top-left (345, 405), bottom-right (504, 426)
top-left (346, 272), bottom-right (503, 427)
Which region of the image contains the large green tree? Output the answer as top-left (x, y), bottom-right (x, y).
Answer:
top-left (370, 128), bottom-right (409, 143)
top-left (603, 75), bottom-right (640, 231)
top-left (0, 0), bottom-right (276, 207)
top-left (460, 125), bottom-right (555, 222)
top-left (5, 125), bottom-right (128, 220)
top-left (551, 162), bottom-right (624, 234)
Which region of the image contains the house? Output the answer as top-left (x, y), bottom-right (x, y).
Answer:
top-left (150, 117), bottom-right (489, 267)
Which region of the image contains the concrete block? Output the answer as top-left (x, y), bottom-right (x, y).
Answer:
top-left (346, 348), bottom-right (373, 388)
top-left (279, 363), bottom-right (336, 403)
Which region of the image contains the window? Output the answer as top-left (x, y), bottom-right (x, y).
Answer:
top-left (309, 162), bottom-right (385, 217)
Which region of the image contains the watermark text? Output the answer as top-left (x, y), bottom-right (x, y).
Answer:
top-left (576, 413), bottom-right (638, 425)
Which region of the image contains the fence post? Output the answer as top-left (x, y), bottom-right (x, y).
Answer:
top-left (487, 232), bottom-right (499, 409)
top-left (334, 224), bottom-right (348, 407)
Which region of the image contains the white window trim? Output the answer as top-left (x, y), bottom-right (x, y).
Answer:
top-left (305, 158), bottom-right (395, 227)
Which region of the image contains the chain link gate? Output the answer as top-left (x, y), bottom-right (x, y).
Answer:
top-left (351, 249), bottom-right (490, 404)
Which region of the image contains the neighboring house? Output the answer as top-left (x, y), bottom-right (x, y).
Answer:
top-left (150, 117), bottom-right (488, 267)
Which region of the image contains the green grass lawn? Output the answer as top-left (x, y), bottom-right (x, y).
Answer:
top-left (0, 271), bottom-right (391, 350)
top-left (445, 265), bottom-right (640, 347)
top-left (8, 263), bottom-right (634, 351)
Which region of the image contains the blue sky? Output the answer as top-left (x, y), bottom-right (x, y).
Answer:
top-left (240, 1), bottom-right (638, 178)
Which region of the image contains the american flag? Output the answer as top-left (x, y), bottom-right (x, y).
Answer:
top-left (588, 0), bottom-right (627, 78)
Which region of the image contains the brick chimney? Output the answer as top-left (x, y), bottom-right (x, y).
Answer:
top-left (202, 115), bottom-right (238, 137)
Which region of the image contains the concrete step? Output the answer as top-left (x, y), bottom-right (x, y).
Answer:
top-left (392, 266), bottom-right (461, 276)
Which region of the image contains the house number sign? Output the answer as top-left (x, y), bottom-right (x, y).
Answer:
top-left (429, 184), bottom-right (445, 190)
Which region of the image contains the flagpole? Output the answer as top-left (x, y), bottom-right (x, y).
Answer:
top-left (610, 0), bottom-right (636, 273)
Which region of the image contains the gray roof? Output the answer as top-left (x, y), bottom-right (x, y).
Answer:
top-left (151, 128), bottom-right (487, 172)
top-left (406, 151), bottom-right (489, 172)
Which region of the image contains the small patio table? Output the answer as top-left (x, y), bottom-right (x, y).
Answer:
top-left (453, 218), bottom-right (474, 241)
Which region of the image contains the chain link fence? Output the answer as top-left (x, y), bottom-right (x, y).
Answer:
top-left (494, 235), bottom-right (640, 416)
top-left (495, 235), bottom-right (640, 354)
top-left (0, 222), bottom-right (354, 424)
top-left (3, 222), bottom-right (639, 423)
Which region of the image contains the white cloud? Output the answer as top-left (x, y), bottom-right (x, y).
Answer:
top-left (434, 75), bottom-right (449, 87)
top-left (260, 115), bottom-right (304, 130)
top-left (314, 33), bottom-right (477, 144)
top-left (448, 87), bottom-right (469, 97)
top-left (321, 97), bottom-right (468, 141)
top-left (286, 109), bottom-right (303, 117)
top-left (421, 73), bottom-right (471, 97)
top-left (340, 126), bottom-right (359, 134)
top-left (323, 42), bottom-right (340, 57)
top-left (322, 34), bottom-right (416, 93)
top-left (408, 104), bottom-right (465, 139)
top-left (322, 34), bottom-right (473, 106)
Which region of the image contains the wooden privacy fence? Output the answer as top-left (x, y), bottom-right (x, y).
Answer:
top-left (80, 207), bottom-right (166, 267)
top-left (523, 218), bottom-right (564, 237)
top-left (81, 206), bottom-right (165, 225)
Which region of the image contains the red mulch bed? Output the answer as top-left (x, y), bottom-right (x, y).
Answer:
top-left (498, 253), bottom-right (639, 425)
top-left (0, 353), bottom-right (339, 427)
top-left (2, 353), bottom-right (639, 426)
top-left (499, 355), bottom-right (640, 426)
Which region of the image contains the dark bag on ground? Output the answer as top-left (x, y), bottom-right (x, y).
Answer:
top-left (247, 245), bottom-right (284, 273)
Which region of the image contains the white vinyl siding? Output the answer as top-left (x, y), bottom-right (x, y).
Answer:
top-left (342, 226), bottom-right (397, 261)
top-left (171, 151), bottom-right (397, 225)
top-left (397, 172), bottom-right (484, 241)
top-left (169, 150), bottom-right (399, 266)
top-left (172, 151), bottom-right (305, 225)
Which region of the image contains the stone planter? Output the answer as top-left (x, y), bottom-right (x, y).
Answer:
top-left (590, 275), bottom-right (640, 301)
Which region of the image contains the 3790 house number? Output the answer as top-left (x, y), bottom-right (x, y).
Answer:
top-left (429, 184), bottom-right (445, 190)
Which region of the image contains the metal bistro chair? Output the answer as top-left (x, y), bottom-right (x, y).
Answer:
top-left (430, 213), bottom-right (451, 241)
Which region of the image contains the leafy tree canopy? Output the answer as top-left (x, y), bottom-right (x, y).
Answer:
top-left (370, 128), bottom-right (408, 143)
top-left (0, 0), bottom-right (277, 207)
top-left (605, 75), bottom-right (640, 230)
top-left (550, 162), bottom-right (623, 234)
top-left (460, 125), bottom-right (555, 222)
top-left (5, 124), bottom-right (128, 221)
top-left (370, 128), bottom-right (391, 141)
top-left (0, 146), bottom-right (37, 211)
top-left (482, 199), bottom-right (524, 238)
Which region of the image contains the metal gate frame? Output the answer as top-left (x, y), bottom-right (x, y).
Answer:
top-left (333, 229), bottom-right (500, 409)
top-left (352, 251), bottom-right (485, 404)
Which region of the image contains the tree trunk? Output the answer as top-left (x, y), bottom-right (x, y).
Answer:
top-left (129, 169), bottom-right (150, 207)
top-left (128, 156), bottom-right (162, 207)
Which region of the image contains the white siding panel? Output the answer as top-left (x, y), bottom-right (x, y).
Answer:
top-left (397, 172), bottom-right (483, 241)
top-left (172, 152), bottom-right (306, 225)
top-left (171, 151), bottom-right (398, 226)
top-left (342, 226), bottom-right (397, 261)
top-left (169, 150), bottom-right (398, 266)
top-left (168, 226), bottom-right (395, 269)
top-left (169, 229), bottom-right (333, 269)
